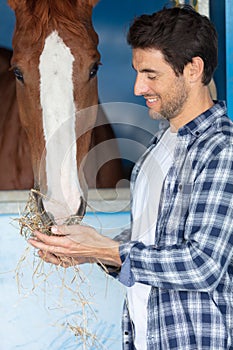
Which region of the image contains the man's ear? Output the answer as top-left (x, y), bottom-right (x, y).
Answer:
top-left (186, 56), bottom-right (204, 83)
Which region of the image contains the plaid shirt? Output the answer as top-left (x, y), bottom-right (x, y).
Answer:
top-left (117, 101), bottom-right (233, 349)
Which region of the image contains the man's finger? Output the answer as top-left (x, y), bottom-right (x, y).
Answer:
top-left (38, 250), bottom-right (72, 268)
top-left (51, 225), bottom-right (70, 236)
top-left (31, 230), bottom-right (70, 246)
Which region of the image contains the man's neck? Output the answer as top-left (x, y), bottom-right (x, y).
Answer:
top-left (170, 87), bottom-right (214, 131)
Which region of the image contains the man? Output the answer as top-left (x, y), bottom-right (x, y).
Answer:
top-left (29, 5), bottom-right (233, 349)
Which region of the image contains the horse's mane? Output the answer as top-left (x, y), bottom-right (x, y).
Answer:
top-left (13, 0), bottom-right (98, 45)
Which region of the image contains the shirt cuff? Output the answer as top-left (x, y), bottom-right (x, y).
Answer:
top-left (118, 241), bottom-right (137, 287)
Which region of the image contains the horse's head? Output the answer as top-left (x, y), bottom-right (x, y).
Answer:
top-left (8, 0), bottom-right (100, 224)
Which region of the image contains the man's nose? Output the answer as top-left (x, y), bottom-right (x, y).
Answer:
top-left (134, 75), bottom-right (149, 96)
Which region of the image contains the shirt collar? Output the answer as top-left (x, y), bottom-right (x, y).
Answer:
top-left (178, 101), bottom-right (227, 138)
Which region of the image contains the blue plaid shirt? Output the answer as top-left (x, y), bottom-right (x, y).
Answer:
top-left (116, 101), bottom-right (233, 349)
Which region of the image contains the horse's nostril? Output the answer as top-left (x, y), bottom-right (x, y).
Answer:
top-left (76, 196), bottom-right (86, 218)
top-left (32, 190), bottom-right (86, 226)
top-left (63, 196), bottom-right (86, 225)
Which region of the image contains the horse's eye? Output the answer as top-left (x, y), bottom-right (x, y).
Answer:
top-left (89, 62), bottom-right (100, 80)
top-left (13, 67), bottom-right (24, 83)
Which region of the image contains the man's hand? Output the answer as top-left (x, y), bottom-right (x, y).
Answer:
top-left (28, 224), bottom-right (122, 268)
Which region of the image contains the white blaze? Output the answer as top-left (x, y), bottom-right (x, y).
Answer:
top-left (39, 30), bottom-right (82, 223)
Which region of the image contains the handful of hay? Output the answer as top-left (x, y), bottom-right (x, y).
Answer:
top-left (18, 188), bottom-right (82, 239)
top-left (15, 189), bottom-right (105, 349)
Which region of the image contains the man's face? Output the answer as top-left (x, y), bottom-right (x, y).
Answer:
top-left (132, 48), bottom-right (190, 122)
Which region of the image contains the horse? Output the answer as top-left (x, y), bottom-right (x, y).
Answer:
top-left (4, 0), bottom-right (123, 224)
top-left (0, 46), bottom-right (34, 190)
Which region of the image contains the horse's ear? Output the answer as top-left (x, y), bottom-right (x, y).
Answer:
top-left (8, 0), bottom-right (22, 10)
top-left (88, 0), bottom-right (99, 8)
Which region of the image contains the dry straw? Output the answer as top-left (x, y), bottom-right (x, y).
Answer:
top-left (16, 188), bottom-right (107, 349)
top-left (18, 189), bottom-right (51, 238)
top-left (18, 188), bottom-right (82, 239)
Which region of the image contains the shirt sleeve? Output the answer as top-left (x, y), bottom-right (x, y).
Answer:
top-left (118, 146), bottom-right (233, 292)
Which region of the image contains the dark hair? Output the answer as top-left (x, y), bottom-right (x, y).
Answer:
top-left (127, 5), bottom-right (218, 85)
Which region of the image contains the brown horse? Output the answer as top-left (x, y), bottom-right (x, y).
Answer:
top-left (3, 0), bottom-right (123, 224)
top-left (0, 46), bottom-right (34, 190)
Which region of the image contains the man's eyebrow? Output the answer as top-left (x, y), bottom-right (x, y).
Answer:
top-left (131, 64), bottom-right (158, 74)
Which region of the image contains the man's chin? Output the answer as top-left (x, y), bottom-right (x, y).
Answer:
top-left (149, 108), bottom-right (165, 121)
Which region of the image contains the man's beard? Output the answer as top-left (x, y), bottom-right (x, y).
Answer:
top-left (149, 77), bottom-right (189, 122)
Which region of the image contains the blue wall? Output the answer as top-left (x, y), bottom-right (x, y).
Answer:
top-left (0, 1), bottom-right (15, 50)
top-left (92, 0), bottom-right (165, 105)
top-left (209, 0), bottom-right (233, 119)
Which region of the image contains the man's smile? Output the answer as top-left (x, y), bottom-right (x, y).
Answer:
top-left (145, 96), bottom-right (160, 107)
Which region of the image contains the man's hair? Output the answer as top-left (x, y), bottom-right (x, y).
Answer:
top-left (127, 5), bottom-right (218, 85)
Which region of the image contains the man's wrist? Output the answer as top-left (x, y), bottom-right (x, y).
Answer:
top-left (92, 238), bottom-right (122, 268)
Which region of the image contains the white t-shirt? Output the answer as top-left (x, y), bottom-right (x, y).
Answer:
top-left (127, 128), bottom-right (177, 350)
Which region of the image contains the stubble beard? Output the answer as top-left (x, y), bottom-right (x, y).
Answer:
top-left (149, 77), bottom-right (189, 122)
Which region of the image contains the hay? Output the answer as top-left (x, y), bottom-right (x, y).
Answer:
top-left (18, 188), bottom-right (82, 239)
top-left (18, 189), bottom-right (53, 239)
top-left (15, 188), bottom-right (107, 349)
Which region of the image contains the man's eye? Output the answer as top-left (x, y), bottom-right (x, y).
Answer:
top-left (13, 67), bottom-right (24, 83)
top-left (89, 62), bottom-right (100, 80)
top-left (148, 75), bottom-right (156, 80)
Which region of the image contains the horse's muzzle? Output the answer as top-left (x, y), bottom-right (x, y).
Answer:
top-left (33, 190), bottom-right (86, 227)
